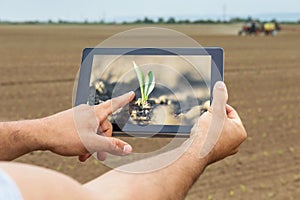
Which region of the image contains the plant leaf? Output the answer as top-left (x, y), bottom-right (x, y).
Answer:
top-left (133, 61), bottom-right (145, 99)
top-left (145, 71), bottom-right (155, 98)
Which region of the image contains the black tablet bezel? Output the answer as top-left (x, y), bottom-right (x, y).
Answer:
top-left (75, 48), bottom-right (224, 137)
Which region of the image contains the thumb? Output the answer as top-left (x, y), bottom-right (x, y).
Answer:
top-left (199, 81), bottom-right (228, 159)
top-left (211, 81), bottom-right (228, 118)
top-left (93, 136), bottom-right (133, 156)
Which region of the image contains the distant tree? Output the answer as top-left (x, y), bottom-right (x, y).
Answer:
top-left (143, 17), bottom-right (154, 24)
top-left (177, 19), bottom-right (190, 24)
top-left (271, 19), bottom-right (277, 23)
top-left (133, 19), bottom-right (142, 24)
top-left (229, 17), bottom-right (247, 23)
top-left (166, 17), bottom-right (176, 24)
top-left (25, 21), bottom-right (39, 24)
top-left (193, 19), bottom-right (208, 24)
top-left (157, 17), bottom-right (164, 23)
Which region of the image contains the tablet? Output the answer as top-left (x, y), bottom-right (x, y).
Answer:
top-left (75, 48), bottom-right (224, 137)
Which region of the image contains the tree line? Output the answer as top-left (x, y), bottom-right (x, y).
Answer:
top-left (0, 17), bottom-right (299, 25)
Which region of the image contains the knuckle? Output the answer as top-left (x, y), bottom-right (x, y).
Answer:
top-left (241, 130), bottom-right (247, 141)
top-left (238, 124), bottom-right (247, 141)
top-left (96, 112), bottom-right (107, 123)
top-left (109, 138), bottom-right (121, 153)
top-left (108, 122), bottom-right (113, 130)
top-left (107, 121), bottom-right (113, 130)
top-left (100, 108), bottom-right (109, 118)
top-left (232, 122), bottom-right (247, 142)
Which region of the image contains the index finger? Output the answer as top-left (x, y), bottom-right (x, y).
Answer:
top-left (94, 91), bottom-right (135, 121)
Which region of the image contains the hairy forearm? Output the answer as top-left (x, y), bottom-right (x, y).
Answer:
top-left (0, 120), bottom-right (47, 160)
top-left (85, 137), bottom-right (208, 200)
top-left (142, 149), bottom-right (207, 200)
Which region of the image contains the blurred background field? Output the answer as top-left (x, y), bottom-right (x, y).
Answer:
top-left (0, 24), bottom-right (299, 199)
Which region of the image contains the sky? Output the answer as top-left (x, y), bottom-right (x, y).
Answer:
top-left (0, 0), bottom-right (299, 22)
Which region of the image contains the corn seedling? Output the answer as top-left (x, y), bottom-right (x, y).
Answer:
top-left (259, 183), bottom-right (267, 189)
top-left (133, 61), bottom-right (155, 107)
top-left (263, 151), bottom-right (269, 157)
top-left (277, 149), bottom-right (284, 155)
top-left (294, 173), bottom-right (300, 181)
top-left (262, 132), bottom-right (267, 139)
top-left (250, 154), bottom-right (257, 161)
top-left (279, 178), bottom-right (287, 185)
top-left (240, 184), bottom-right (247, 192)
top-left (289, 147), bottom-right (295, 153)
top-left (56, 164), bottom-right (62, 171)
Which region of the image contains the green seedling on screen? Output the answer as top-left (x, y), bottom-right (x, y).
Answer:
top-left (133, 61), bottom-right (155, 107)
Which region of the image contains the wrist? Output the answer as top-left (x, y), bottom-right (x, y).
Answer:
top-left (185, 132), bottom-right (211, 167)
top-left (23, 119), bottom-right (49, 152)
top-left (183, 149), bottom-right (209, 170)
top-left (7, 120), bottom-right (47, 154)
top-left (37, 117), bottom-right (56, 152)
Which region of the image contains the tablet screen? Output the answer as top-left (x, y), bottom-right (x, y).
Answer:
top-left (87, 54), bottom-right (211, 132)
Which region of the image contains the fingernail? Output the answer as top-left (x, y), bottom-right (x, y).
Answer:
top-left (215, 81), bottom-right (225, 89)
top-left (123, 144), bottom-right (132, 154)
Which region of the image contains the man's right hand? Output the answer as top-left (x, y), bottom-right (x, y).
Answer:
top-left (190, 81), bottom-right (247, 165)
top-left (40, 91), bottom-right (135, 162)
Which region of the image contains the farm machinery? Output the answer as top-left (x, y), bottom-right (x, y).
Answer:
top-left (238, 21), bottom-right (281, 36)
